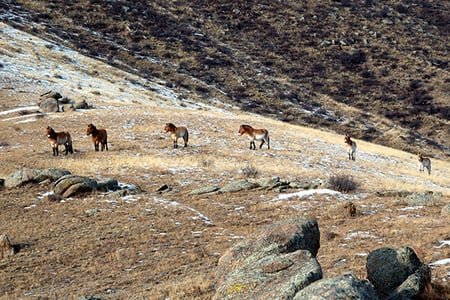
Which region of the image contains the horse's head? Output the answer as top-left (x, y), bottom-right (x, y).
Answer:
top-left (417, 153), bottom-right (424, 161)
top-left (344, 134), bottom-right (351, 144)
top-left (164, 123), bottom-right (175, 133)
top-left (86, 124), bottom-right (96, 136)
top-left (46, 126), bottom-right (54, 138)
top-left (238, 125), bottom-right (250, 135)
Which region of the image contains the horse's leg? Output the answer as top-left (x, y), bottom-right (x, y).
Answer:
top-left (183, 137), bottom-right (187, 147)
top-left (173, 138), bottom-right (178, 148)
top-left (95, 141), bottom-right (99, 152)
top-left (259, 140), bottom-right (265, 149)
top-left (251, 141), bottom-right (256, 150)
top-left (55, 146), bottom-right (59, 156)
top-left (267, 137), bottom-right (270, 149)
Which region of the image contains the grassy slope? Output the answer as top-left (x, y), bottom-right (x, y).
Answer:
top-left (1, 22), bottom-right (450, 299)
top-left (2, 0), bottom-right (449, 160)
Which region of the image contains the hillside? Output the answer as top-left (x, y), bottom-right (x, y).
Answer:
top-left (1, 20), bottom-right (450, 299)
top-left (0, 0), bottom-right (449, 159)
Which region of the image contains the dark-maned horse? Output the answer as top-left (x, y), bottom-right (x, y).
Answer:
top-left (344, 134), bottom-right (357, 161)
top-left (238, 124), bottom-right (270, 150)
top-left (46, 126), bottom-right (73, 156)
top-left (417, 153), bottom-right (431, 175)
top-left (86, 123), bottom-right (108, 151)
top-left (164, 123), bottom-right (189, 148)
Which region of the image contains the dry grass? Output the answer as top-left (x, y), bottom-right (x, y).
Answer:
top-left (0, 22), bottom-right (449, 299)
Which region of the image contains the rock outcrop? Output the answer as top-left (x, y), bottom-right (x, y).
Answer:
top-left (215, 218), bottom-right (431, 299)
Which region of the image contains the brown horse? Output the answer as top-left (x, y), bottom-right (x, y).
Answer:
top-left (164, 123), bottom-right (189, 148)
top-left (417, 153), bottom-right (431, 175)
top-left (344, 134), bottom-right (356, 161)
top-left (86, 123), bottom-right (108, 151)
top-left (238, 124), bottom-right (270, 150)
top-left (46, 126), bottom-right (73, 156)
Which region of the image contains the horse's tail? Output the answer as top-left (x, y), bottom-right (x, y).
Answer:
top-left (67, 133), bottom-right (73, 153)
top-left (184, 129), bottom-right (189, 146)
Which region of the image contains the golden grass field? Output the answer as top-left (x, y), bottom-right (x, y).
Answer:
top-left (0, 22), bottom-right (449, 299)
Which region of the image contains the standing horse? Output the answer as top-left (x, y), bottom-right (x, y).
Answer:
top-left (86, 123), bottom-right (108, 151)
top-left (344, 134), bottom-right (356, 161)
top-left (164, 123), bottom-right (189, 148)
top-left (417, 153), bottom-right (431, 175)
top-left (238, 124), bottom-right (270, 150)
top-left (46, 126), bottom-right (73, 156)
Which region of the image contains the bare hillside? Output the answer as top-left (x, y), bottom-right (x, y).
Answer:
top-left (0, 22), bottom-right (449, 299)
top-left (0, 0), bottom-right (449, 159)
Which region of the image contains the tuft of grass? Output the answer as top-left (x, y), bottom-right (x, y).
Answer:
top-left (328, 174), bottom-right (358, 192)
top-left (242, 165), bottom-right (259, 178)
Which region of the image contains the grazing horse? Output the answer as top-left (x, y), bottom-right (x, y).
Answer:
top-left (417, 153), bottom-right (431, 175)
top-left (86, 123), bottom-right (108, 151)
top-left (46, 126), bottom-right (73, 156)
top-left (238, 124), bottom-right (270, 150)
top-left (344, 134), bottom-right (356, 161)
top-left (164, 123), bottom-right (189, 148)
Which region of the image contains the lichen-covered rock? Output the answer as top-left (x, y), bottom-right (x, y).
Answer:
top-left (53, 175), bottom-right (98, 198)
top-left (4, 168), bottom-right (70, 189)
top-left (39, 98), bottom-right (59, 113)
top-left (366, 246), bottom-right (429, 299)
top-left (218, 179), bottom-right (259, 193)
top-left (189, 185), bottom-right (220, 195)
top-left (293, 274), bottom-right (379, 300)
top-left (441, 204), bottom-right (450, 216)
top-left (214, 217), bottom-right (322, 300)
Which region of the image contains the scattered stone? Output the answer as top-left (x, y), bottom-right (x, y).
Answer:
top-left (156, 184), bottom-right (171, 193)
top-left (214, 217), bottom-right (322, 300)
top-left (375, 190), bottom-right (412, 197)
top-left (4, 168), bottom-right (71, 189)
top-left (53, 175), bottom-right (98, 198)
top-left (44, 193), bottom-right (63, 202)
top-left (293, 274), bottom-right (379, 300)
top-left (85, 208), bottom-right (100, 216)
top-left (366, 246), bottom-right (430, 299)
top-left (218, 179), bottom-right (259, 193)
top-left (441, 204), bottom-right (450, 216)
top-left (189, 185), bottom-right (220, 195)
top-left (97, 178), bottom-right (119, 192)
top-left (39, 98), bottom-right (59, 113)
top-left (405, 191), bottom-right (442, 206)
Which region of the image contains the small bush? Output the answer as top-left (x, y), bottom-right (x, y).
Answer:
top-left (328, 174), bottom-right (358, 192)
top-left (242, 165), bottom-right (258, 178)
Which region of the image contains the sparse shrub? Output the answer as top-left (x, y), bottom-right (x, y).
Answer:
top-left (242, 165), bottom-right (258, 178)
top-left (328, 174), bottom-right (358, 192)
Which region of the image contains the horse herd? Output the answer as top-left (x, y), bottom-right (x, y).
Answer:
top-left (45, 123), bottom-right (432, 175)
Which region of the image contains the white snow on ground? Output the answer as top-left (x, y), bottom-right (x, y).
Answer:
top-left (2, 21), bottom-right (450, 271)
top-left (271, 189), bottom-right (342, 202)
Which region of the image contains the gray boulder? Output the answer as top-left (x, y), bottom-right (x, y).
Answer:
top-left (218, 179), bottom-right (259, 193)
top-left (293, 274), bottom-right (379, 300)
top-left (54, 175), bottom-right (98, 198)
top-left (4, 168), bottom-right (70, 189)
top-left (39, 98), bottom-right (59, 113)
top-left (366, 246), bottom-right (430, 299)
top-left (214, 217), bottom-right (322, 300)
top-left (441, 204), bottom-right (450, 216)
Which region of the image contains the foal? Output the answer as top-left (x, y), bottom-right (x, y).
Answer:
top-left (344, 134), bottom-right (356, 161)
top-left (86, 124), bottom-right (108, 151)
top-left (238, 124), bottom-right (270, 150)
top-left (417, 153), bottom-right (431, 175)
top-left (164, 123), bottom-right (189, 148)
top-left (46, 126), bottom-right (73, 156)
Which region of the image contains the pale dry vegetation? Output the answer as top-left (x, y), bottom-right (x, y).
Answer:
top-left (0, 21), bottom-right (449, 299)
